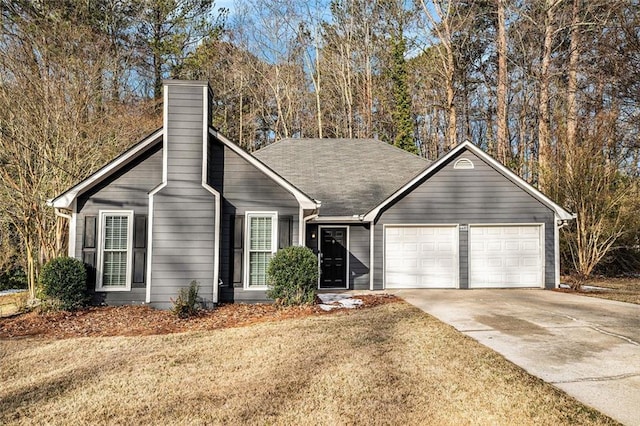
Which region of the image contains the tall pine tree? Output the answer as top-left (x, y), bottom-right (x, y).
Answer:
top-left (391, 31), bottom-right (418, 155)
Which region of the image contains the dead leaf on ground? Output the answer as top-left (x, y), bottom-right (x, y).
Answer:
top-left (0, 294), bottom-right (399, 339)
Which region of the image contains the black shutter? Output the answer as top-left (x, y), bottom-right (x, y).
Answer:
top-left (82, 216), bottom-right (97, 286)
top-left (278, 216), bottom-right (293, 249)
top-left (132, 215), bottom-right (147, 286)
top-left (232, 215), bottom-right (244, 287)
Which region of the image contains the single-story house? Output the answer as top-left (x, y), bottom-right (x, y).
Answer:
top-left (49, 80), bottom-right (575, 308)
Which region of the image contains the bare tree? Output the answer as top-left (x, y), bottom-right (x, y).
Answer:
top-left (417, 1), bottom-right (477, 152)
top-left (0, 3), bottom-right (159, 295)
top-left (536, 0), bottom-right (564, 191)
top-left (496, 0), bottom-right (509, 163)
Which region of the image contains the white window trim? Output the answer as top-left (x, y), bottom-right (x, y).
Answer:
top-left (96, 210), bottom-right (134, 292)
top-left (244, 211), bottom-right (278, 290)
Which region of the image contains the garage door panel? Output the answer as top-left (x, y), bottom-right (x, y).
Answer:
top-left (404, 258), bottom-right (418, 268)
top-left (385, 226), bottom-right (458, 289)
top-left (505, 241), bottom-right (519, 250)
top-left (469, 225), bottom-right (542, 288)
top-left (505, 258), bottom-right (519, 267)
top-left (437, 241), bottom-right (453, 250)
top-left (421, 242), bottom-right (436, 251)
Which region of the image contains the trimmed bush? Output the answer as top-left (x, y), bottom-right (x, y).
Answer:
top-left (267, 246), bottom-right (318, 306)
top-left (39, 257), bottom-right (88, 311)
top-left (172, 280), bottom-right (200, 318)
top-left (0, 265), bottom-right (27, 291)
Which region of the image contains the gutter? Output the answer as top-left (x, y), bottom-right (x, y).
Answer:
top-left (308, 215), bottom-right (367, 224)
top-left (300, 211), bottom-right (319, 245)
top-left (53, 207), bottom-right (72, 221)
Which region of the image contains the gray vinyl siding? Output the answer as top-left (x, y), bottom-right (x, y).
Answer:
top-left (209, 138), bottom-right (301, 303)
top-left (149, 82), bottom-right (217, 308)
top-left (150, 189), bottom-right (216, 308)
top-left (166, 85), bottom-right (206, 183)
top-left (374, 149), bottom-right (556, 289)
top-left (75, 142), bottom-right (163, 305)
top-left (349, 224), bottom-right (370, 290)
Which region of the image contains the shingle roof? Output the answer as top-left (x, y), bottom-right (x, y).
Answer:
top-left (253, 138), bottom-right (430, 216)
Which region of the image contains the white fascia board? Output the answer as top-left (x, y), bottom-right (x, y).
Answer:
top-left (48, 129), bottom-right (164, 209)
top-left (364, 141), bottom-right (575, 222)
top-left (209, 129), bottom-right (318, 210)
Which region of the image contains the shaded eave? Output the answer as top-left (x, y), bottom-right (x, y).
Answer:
top-left (364, 141), bottom-right (576, 222)
top-left (47, 128), bottom-right (164, 209)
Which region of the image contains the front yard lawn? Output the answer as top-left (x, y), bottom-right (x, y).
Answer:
top-left (0, 300), bottom-right (616, 425)
top-left (560, 277), bottom-right (640, 305)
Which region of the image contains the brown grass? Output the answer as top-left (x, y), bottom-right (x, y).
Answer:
top-left (558, 277), bottom-right (640, 305)
top-left (0, 302), bottom-right (616, 425)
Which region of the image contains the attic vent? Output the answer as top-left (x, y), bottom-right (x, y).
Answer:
top-left (454, 158), bottom-right (474, 169)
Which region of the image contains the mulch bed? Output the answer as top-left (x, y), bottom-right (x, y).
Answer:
top-left (0, 294), bottom-right (399, 340)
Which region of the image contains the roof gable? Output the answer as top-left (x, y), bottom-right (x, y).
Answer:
top-left (49, 128), bottom-right (163, 209)
top-left (253, 138), bottom-right (430, 216)
top-left (210, 130), bottom-right (317, 209)
top-left (364, 141), bottom-right (574, 221)
top-left (50, 128), bottom-right (319, 211)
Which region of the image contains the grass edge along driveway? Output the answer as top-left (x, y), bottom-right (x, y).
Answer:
top-left (0, 302), bottom-right (617, 425)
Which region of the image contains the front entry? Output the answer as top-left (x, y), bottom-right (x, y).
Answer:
top-left (319, 227), bottom-right (348, 289)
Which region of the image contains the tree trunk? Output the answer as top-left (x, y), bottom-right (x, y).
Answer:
top-left (566, 0), bottom-right (580, 151)
top-left (537, 0), bottom-right (555, 191)
top-left (496, 0), bottom-right (509, 163)
top-left (25, 240), bottom-right (36, 299)
top-left (314, 38), bottom-right (323, 138)
top-left (446, 45), bottom-right (457, 150)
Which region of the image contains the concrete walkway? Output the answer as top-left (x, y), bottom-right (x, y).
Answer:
top-left (393, 289), bottom-right (640, 426)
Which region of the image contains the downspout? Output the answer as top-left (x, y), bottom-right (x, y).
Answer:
top-left (54, 207), bottom-right (72, 221)
top-left (54, 207), bottom-right (75, 257)
top-left (300, 198), bottom-right (321, 246)
top-left (356, 214), bottom-right (375, 291)
top-left (555, 217), bottom-right (570, 289)
top-left (301, 211), bottom-right (319, 246)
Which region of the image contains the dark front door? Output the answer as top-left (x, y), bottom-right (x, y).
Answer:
top-left (320, 227), bottom-right (347, 289)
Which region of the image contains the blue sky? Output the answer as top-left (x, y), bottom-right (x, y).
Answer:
top-left (216, 0), bottom-right (237, 15)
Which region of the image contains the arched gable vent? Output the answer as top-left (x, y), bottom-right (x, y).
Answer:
top-left (454, 158), bottom-right (474, 169)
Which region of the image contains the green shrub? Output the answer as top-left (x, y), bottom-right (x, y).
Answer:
top-left (39, 257), bottom-right (88, 311)
top-left (172, 280), bottom-right (200, 318)
top-left (267, 246), bottom-right (318, 306)
top-left (0, 265), bottom-right (27, 291)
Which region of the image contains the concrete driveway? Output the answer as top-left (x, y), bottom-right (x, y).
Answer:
top-left (392, 289), bottom-right (640, 426)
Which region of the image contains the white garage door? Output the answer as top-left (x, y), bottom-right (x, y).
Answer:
top-left (385, 226), bottom-right (458, 288)
top-left (469, 225), bottom-right (543, 288)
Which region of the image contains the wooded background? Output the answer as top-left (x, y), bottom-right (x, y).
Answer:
top-left (0, 0), bottom-right (638, 294)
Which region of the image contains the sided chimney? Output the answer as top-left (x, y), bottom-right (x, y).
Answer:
top-left (149, 80), bottom-right (218, 308)
top-left (163, 80), bottom-right (212, 185)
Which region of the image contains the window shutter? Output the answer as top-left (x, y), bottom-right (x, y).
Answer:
top-left (278, 216), bottom-right (293, 249)
top-left (132, 215), bottom-right (147, 285)
top-left (232, 215), bottom-right (244, 287)
top-left (82, 216), bottom-right (97, 285)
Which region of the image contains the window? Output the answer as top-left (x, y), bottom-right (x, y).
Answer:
top-left (97, 211), bottom-right (133, 291)
top-left (246, 212), bottom-right (277, 288)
